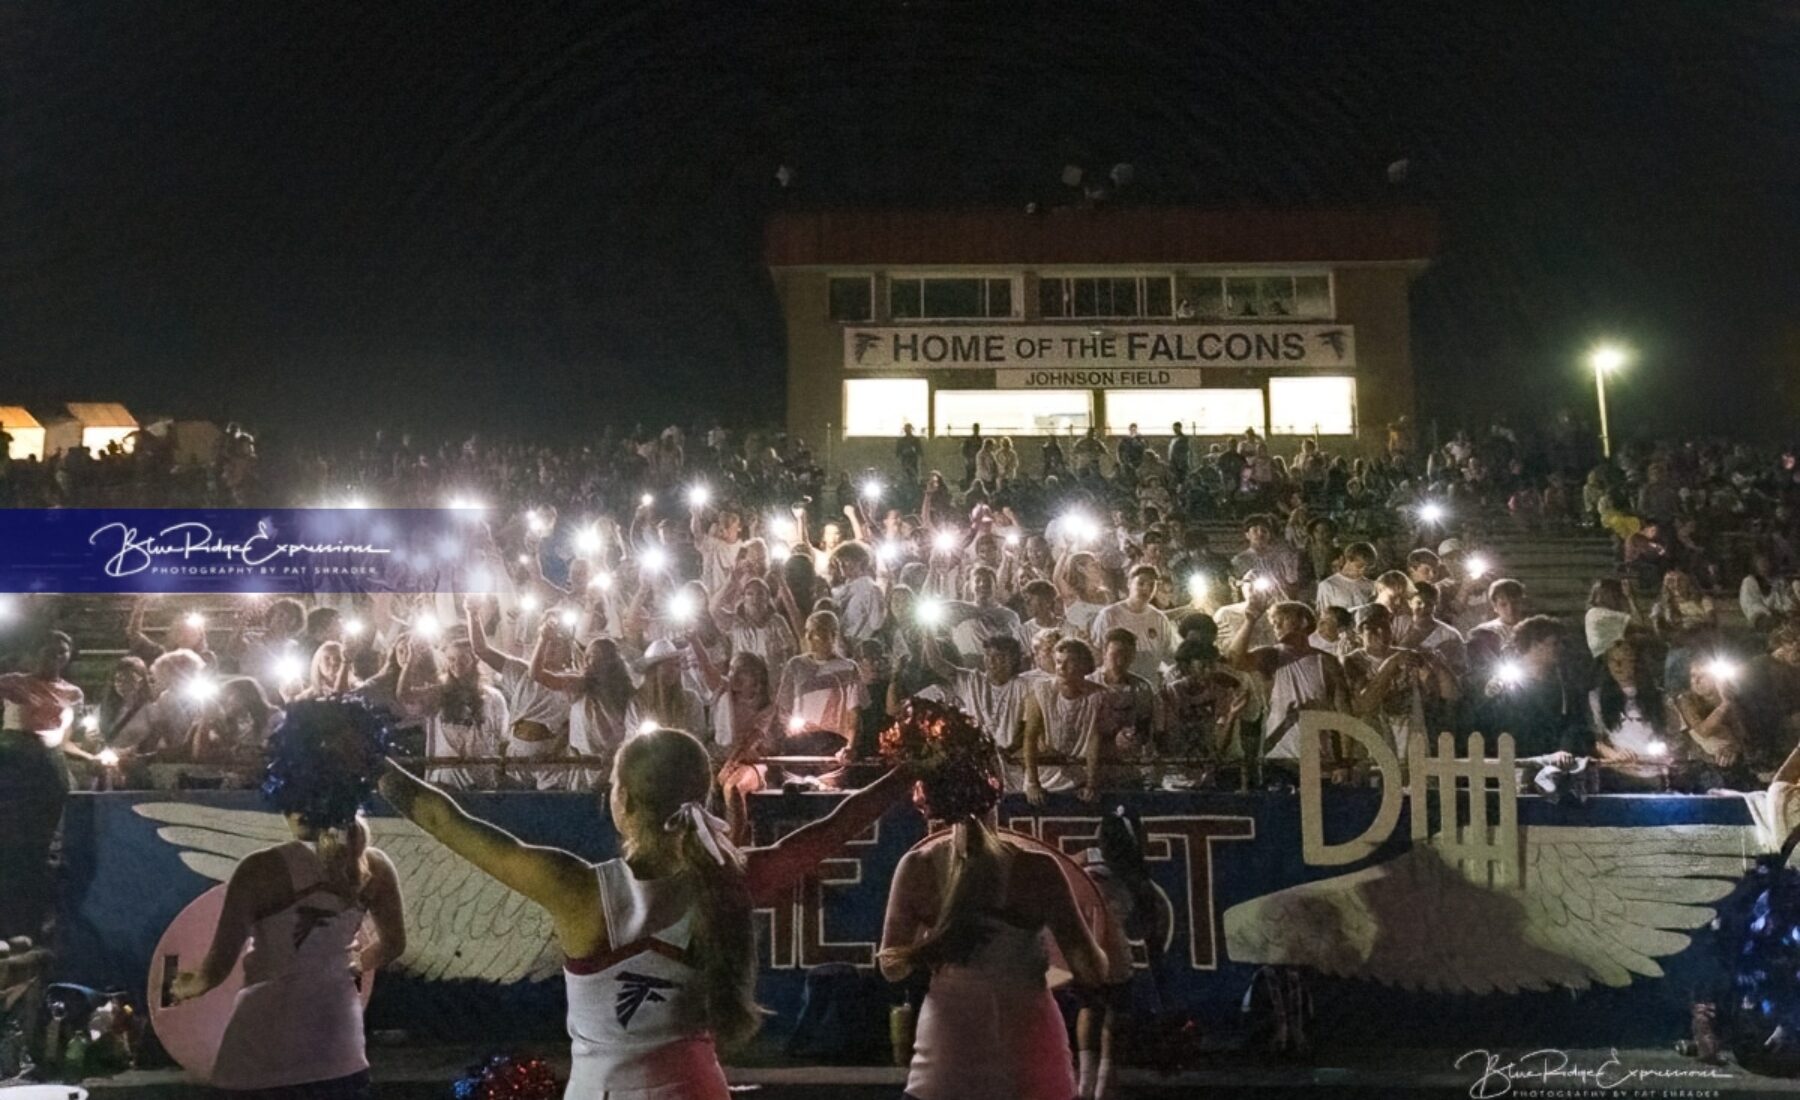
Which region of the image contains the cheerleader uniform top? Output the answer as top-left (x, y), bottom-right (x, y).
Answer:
top-left (562, 858), bottom-right (729, 1099)
top-left (209, 842), bottom-right (368, 1091)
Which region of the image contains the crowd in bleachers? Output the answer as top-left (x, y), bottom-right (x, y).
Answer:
top-left (7, 416), bottom-right (1800, 815)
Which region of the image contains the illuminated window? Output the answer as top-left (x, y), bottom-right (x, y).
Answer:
top-left (1105, 389), bottom-right (1264, 436)
top-left (843, 379), bottom-right (929, 437)
top-left (934, 390), bottom-right (1091, 437)
top-left (1268, 376), bottom-right (1357, 435)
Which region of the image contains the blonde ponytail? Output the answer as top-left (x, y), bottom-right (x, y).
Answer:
top-left (616, 729), bottom-right (765, 1048)
top-left (881, 817), bottom-right (1006, 974)
top-left (674, 818), bottom-right (760, 1047)
top-left (315, 814), bottom-right (371, 902)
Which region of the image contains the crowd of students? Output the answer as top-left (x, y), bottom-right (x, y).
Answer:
top-left (6, 418), bottom-right (1800, 809)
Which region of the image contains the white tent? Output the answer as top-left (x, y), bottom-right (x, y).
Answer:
top-left (59, 403), bottom-right (139, 455)
top-left (0, 406), bottom-right (46, 460)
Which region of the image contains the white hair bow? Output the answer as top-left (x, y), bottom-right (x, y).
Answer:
top-left (663, 801), bottom-right (741, 869)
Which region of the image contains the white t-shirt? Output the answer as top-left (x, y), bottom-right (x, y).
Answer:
top-left (1064, 599), bottom-right (1104, 634)
top-left (833, 576), bottom-right (887, 646)
top-left (1315, 573), bottom-right (1376, 613)
top-left (1089, 601), bottom-right (1174, 681)
top-left (498, 657), bottom-right (573, 732)
top-left (949, 603), bottom-right (1029, 664)
top-left (951, 669), bottom-right (1034, 750)
top-left (775, 655), bottom-right (867, 740)
top-left (1587, 686), bottom-right (1662, 757)
top-left (1214, 602), bottom-right (1277, 653)
top-left (426, 685), bottom-right (511, 790)
top-left (1741, 576), bottom-right (1798, 624)
top-left (724, 613), bottom-right (797, 673)
top-left (1307, 631), bottom-right (1356, 660)
top-left (696, 534), bottom-right (743, 595)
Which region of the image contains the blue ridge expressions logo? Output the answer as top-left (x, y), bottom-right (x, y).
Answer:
top-left (89, 518), bottom-right (390, 578)
top-left (0, 509), bottom-right (502, 595)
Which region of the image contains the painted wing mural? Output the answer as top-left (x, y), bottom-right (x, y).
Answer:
top-left (1223, 824), bottom-right (1754, 995)
top-left (133, 802), bottom-right (561, 983)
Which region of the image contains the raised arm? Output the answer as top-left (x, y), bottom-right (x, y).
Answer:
top-left (1226, 597), bottom-right (1270, 674)
top-left (467, 601), bottom-right (513, 675)
top-left (842, 503), bottom-right (869, 544)
top-left (710, 569), bottom-right (746, 630)
top-left (529, 621), bottom-right (583, 692)
top-left (395, 640), bottom-right (441, 713)
top-left (377, 761), bottom-right (601, 949)
top-left (687, 631), bottom-right (727, 696)
top-left (744, 765), bottom-right (914, 906)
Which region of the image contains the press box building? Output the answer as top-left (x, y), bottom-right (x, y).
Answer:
top-left (765, 206), bottom-right (1437, 472)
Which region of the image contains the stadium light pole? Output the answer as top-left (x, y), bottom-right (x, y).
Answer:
top-left (1589, 344), bottom-right (1627, 459)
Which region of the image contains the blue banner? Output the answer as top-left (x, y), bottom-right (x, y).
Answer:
top-left (56, 789), bottom-right (1757, 1047)
top-left (0, 509), bottom-right (503, 594)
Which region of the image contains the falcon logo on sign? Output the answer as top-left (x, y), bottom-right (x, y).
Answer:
top-left (852, 333), bottom-right (881, 364)
top-left (615, 971), bottom-right (681, 1028)
top-left (1315, 329), bottom-right (1349, 360)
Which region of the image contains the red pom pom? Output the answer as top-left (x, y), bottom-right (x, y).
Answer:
top-left (879, 697), bottom-right (1002, 820)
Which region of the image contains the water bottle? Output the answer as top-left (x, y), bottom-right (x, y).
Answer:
top-left (43, 1002), bottom-right (66, 1067)
top-left (63, 1033), bottom-right (89, 1079)
top-left (889, 1003), bottom-right (915, 1067)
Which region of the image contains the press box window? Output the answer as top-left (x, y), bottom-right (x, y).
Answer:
top-left (934, 389), bottom-right (1091, 437)
top-left (843, 378), bottom-right (929, 437)
top-left (1038, 276), bottom-right (1172, 319)
top-left (1105, 389), bottom-right (1265, 436)
top-left (1176, 273), bottom-right (1331, 319)
top-left (828, 277), bottom-right (873, 322)
top-left (1268, 376), bottom-right (1356, 435)
top-left (889, 277), bottom-right (1015, 320)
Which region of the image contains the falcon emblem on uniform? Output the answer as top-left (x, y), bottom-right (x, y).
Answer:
top-left (1315, 329), bottom-right (1348, 360)
top-left (852, 333), bottom-right (881, 363)
top-left (615, 970), bottom-right (681, 1028)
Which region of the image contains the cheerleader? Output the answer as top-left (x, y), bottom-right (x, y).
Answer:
top-left (378, 727), bottom-right (918, 1099)
top-left (879, 703), bottom-right (1109, 1100)
top-left (1078, 809), bottom-right (1168, 1100)
top-left (171, 702), bottom-right (408, 1100)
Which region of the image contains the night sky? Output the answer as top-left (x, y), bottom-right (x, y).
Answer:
top-left (6, 2), bottom-right (1798, 443)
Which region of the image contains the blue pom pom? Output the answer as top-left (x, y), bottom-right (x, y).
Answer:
top-left (261, 699), bottom-right (392, 830)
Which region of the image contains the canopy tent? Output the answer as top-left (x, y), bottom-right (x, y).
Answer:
top-left (0, 406), bottom-right (46, 460)
top-left (46, 402), bottom-right (139, 456)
